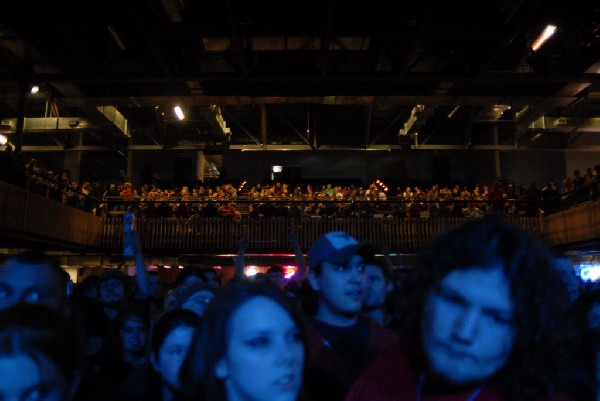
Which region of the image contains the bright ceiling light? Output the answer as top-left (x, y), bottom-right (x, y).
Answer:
top-left (0, 134), bottom-right (7, 145)
top-left (30, 85), bottom-right (39, 94)
top-left (174, 105), bottom-right (185, 120)
top-left (531, 24), bottom-right (557, 52)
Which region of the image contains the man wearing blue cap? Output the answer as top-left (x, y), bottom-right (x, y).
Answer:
top-left (303, 231), bottom-right (399, 401)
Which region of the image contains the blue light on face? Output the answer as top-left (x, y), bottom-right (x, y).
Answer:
top-left (578, 264), bottom-right (600, 282)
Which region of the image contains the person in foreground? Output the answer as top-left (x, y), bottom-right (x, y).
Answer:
top-left (179, 280), bottom-right (308, 401)
top-left (0, 303), bottom-right (83, 401)
top-left (119, 309), bottom-right (200, 401)
top-left (303, 231), bottom-right (398, 401)
top-left (345, 216), bottom-right (575, 401)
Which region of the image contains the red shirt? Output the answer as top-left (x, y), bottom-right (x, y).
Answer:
top-left (345, 342), bottom-right (572, 401)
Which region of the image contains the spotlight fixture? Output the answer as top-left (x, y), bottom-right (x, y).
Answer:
top-left (174, 105), bottom-right (185, 120)
top-left (30, 85), bottom-right (39, 94)
top-left (531, 24), bottom-right (557, 51)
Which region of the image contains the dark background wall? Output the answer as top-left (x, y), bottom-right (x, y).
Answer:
top-left (22, 147), bottom-right (590, 191)
top-left (221, 149), bottom-right (562, 189)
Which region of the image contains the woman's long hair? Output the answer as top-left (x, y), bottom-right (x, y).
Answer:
top-left (179, 280), bottom-right (309, 401)
top-left (0, 303), bottom-right (83, 400)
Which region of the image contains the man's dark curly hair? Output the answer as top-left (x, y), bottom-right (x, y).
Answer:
top-left (395, 216), bottom-right (573, 400)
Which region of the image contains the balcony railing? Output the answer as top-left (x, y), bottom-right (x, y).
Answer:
top-left (0, 181), bottom-right (102, 249)
top-left (100, 215), bottom-right (543, 254)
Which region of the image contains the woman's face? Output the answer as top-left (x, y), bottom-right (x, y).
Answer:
top-left (152, 326), bottom-right (194, 390)
top-left (216, 297), bottom-right (304, 401)
top-left (0, 354), bottom-right (67, 401)
top-left (120, 316), bottom-right (148, 355)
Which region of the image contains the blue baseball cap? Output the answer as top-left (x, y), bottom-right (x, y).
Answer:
top-left (308, 231), bottom-right (371, 268)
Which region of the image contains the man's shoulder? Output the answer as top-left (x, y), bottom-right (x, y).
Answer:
top-left (362, 315), bottom-right (400, 348)
top-left (344, 342), bottom-right (414, 401)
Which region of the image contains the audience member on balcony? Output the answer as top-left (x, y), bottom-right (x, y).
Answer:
top-left (593, 165), bottom-right (600, 200)
top-left (462, 201), bottom-right (483, 218)
top-left (223, 182), bottom-right (238, 198)
top-left (102, 183), bottom-right (121, 212)
top-left (65, 181), bottom-right (84, 209)
top-left (198, 201), bottom-right (220, 218)
top-left (583, 166), bottom-right (598, 202)
top-left (409, 192), bottom-right (428, 218)
top-left (525, 180), bottom-right (542, 217)
top-left (542, 182), bottom-right (561, 215)
top-left (82, 181), bottom-right (101, 213)
top-left (0, 303), bottom-right (83, 401)
top-left (504, 183), bottom-right (520, 215)
top-left (302, 231), bottom-right (399, 401)
top-left (218, 202), bottom-right (241, 219)
top-left (0, 249), bottom-right (72, 314)
top-left (573, 169), bottom-right (586, 204)
top-left (345, 216), bottom-right (576, 401)
top-left (174, 201), bottom-right (190, 218)
top-left (560, 177), bottom-right (574, 207)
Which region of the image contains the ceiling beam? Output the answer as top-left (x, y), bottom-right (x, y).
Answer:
top-left (47, 95), bottom-right (584, 109)
top-left (17, 143), bottom-right (600, 152)
top-left (2, 72), bottom-right (598, 85)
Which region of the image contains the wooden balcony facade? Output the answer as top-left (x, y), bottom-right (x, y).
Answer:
top-left (100, 215), bottom-right (543, 254)
top-left (1, 181), bottom-right (599, 256)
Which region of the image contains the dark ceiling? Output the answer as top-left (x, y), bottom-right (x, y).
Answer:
top-left (0, 0), bottom-right (599, 175)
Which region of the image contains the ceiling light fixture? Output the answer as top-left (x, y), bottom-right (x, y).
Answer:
top-left (530, 132), bottom-right (543, 142)
top-left (531, 24), bottom-right (557, 51)
top-left (174, 105), bottom-right (185, 120)
top-left (30, 85), bottom-right (39, 94)
top-left (447, 105), bottom-right (460, 118)
top-left (108, 25), bottom-right (126, 50)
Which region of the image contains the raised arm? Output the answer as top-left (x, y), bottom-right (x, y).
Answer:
top-left (288, 231), bottom-right (307, 284)
top-left (234, 233), bottom-right (249, 282)
top-left (124, 230), bottom-right (149, 299)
